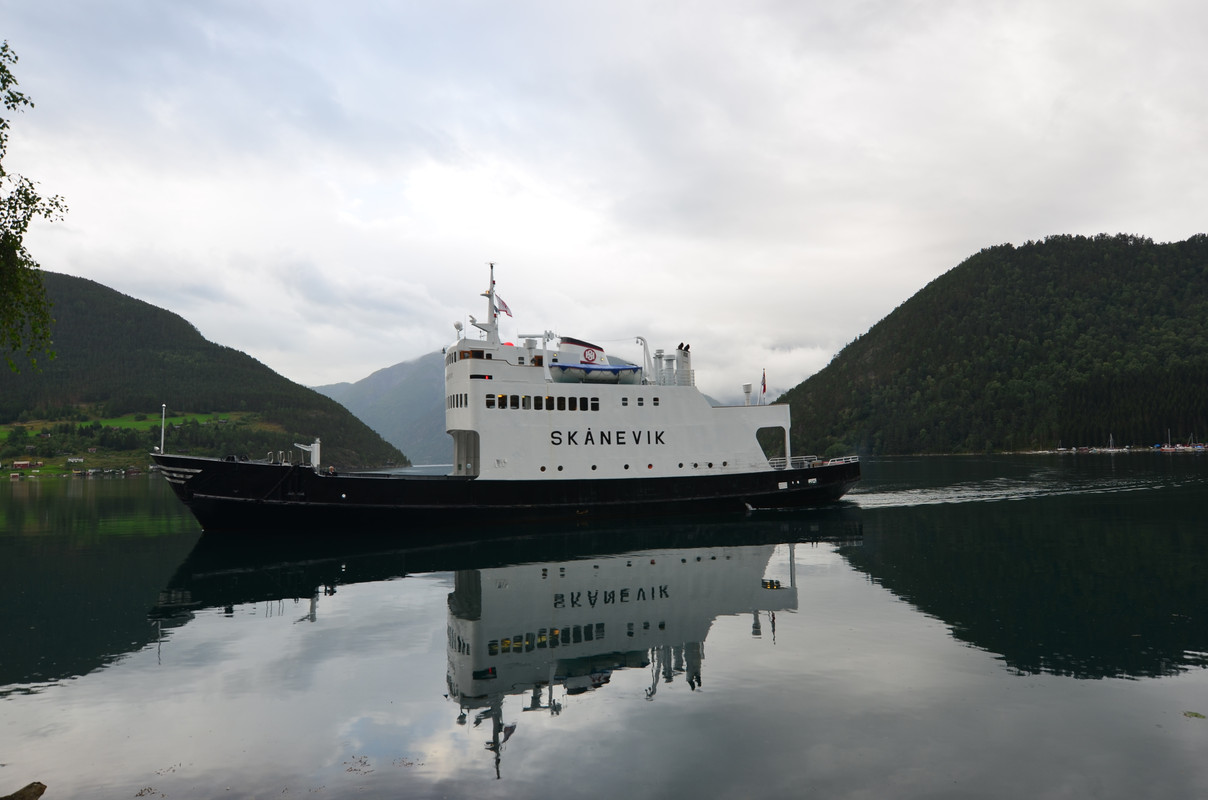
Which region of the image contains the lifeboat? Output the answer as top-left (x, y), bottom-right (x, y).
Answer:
top-left (549, 337), bottom-right (642, 384)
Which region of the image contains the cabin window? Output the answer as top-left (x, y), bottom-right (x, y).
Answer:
top-left (590, 397), bottom-right (600, 411)
top-left (471, 349), bottom-right (484, 359)
top-left (568, 397), bottom-right (578, 411)
top-left (510, 395), bottom-right (520, 410)
top-left (653, 397), bottom-right (659, 406)
top-left (557, 396), bottom-right (566, 411)
top-left (498, 394), bottom-right (507, 410)
top-left (534, 396), bottom-right (544, 410)
top-left (522, 395), bottom-right (531, 410)
top-left (637, 397), bottom-right (644, 406)
top-left (580, 396), bottom-right (589, 410)
top-left (518, 356), bottom-right (525, 365)
top-left (621, 397), bottom-right (629, 407)
top-left (485, 394), bottom-right (496, 409)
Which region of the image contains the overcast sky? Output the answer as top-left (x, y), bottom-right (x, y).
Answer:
top-left (6, 1), bottom-right (1206, 401)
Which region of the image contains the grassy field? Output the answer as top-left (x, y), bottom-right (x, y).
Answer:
top-left (96, 411), bottom-right (257, 430)
top-left (2, 411), bottom-right (265, 476)
top-left (3, 410), bottom-right (258, 435)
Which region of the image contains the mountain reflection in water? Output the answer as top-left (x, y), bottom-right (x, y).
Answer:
top-left (3, 457), bottom-right (1207, 799)
top-left (145, 512), bottom-right (863, 780)
top-left (845, 480), bottom-right (1208, 679)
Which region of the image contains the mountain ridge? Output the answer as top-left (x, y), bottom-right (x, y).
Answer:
top-left (0, 272), bottom-right (406, 468)
top-left (782, 233), bottom-right (1208, 455)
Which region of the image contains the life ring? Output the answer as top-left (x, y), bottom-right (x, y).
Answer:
top-left (583, 348), bottom-right (597, 363)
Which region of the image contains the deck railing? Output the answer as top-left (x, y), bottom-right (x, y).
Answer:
top-left (769, 454), bottom-right (857, 470)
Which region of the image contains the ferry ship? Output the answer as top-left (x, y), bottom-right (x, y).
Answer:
top-left (152, 266), bottom-right (860, 531)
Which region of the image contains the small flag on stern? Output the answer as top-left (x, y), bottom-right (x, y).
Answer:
top-left (761, 369), bottom-right (766, 403)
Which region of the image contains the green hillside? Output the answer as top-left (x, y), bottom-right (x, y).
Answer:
top-left (0, 272), bottom-right (407, 468)
top-left (783, 233), bottom-right (1208, 455)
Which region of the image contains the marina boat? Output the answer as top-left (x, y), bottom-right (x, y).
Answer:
top-left (152, 266), bottom-right (860, 531)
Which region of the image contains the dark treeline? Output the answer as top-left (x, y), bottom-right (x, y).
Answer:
top-left (784, 233), bottom-right (1208, 455)
top-left (0, 273), bottom-right (406, 467)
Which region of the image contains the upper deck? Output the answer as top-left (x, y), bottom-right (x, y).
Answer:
top-left (439, 267), bottom-right (794, 481)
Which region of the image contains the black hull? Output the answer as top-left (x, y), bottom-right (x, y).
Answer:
top-left (152, 453), bottom-right (860, 533)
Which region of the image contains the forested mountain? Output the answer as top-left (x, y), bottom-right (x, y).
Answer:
top-left (0, 273), bottom-right (406, 467)
top-left (314, 352), bottom-right (448, 465)
top-left (783, 233), bottom-right (1208, 456)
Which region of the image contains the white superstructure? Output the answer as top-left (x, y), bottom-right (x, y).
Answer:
top-left (443, 266), bottom-right (794, 480)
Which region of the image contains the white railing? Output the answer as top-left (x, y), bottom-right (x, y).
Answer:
top-left (769, 454), bottom-right (858, 470)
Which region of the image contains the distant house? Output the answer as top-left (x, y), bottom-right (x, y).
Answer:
top-left (13, 460), bottom-right (31, 469)
top-left (67, 457), bottom-right (85, 464)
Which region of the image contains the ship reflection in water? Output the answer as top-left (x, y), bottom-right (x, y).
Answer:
top-left (150, 512), bottom-right (862, 778)
top-left (445, 541), bottom-right (803, 776)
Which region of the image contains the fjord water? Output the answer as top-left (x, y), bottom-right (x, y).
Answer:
top-left (2, 455), bottom-right (1206, 798)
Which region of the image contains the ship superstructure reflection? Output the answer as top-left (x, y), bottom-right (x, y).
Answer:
top-left (444, 543), bottom-right (801, 775)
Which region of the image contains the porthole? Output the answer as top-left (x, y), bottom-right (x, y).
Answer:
top-left (557, 465), bottom-right (564, 471)
top-left (624, 464), bottom-right (630, 470)
top-left (591, 465), bottom-right (597, 470)
top-left (647, 464), bottom-right (653, 469)
top-left (540, 466), bottom-right (546, 472)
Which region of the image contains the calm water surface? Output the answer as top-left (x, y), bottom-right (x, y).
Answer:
top-left (2, 454), bottom-right (1207, 798)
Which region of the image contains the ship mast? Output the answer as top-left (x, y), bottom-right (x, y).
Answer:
top-left (473, 262), bottom-right (501, 346)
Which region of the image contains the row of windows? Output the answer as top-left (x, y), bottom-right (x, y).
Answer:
top-left (484, 394), bottom-right (661, 410)
top-left (449, 348), bottom-right (553, 367)
top-left (485, 619), bottom-right (668, 658)
top-left (487, 394), bottom-right (601, 411)
top-left (488, 623), bottom-right (606, 656)
top-left (446, 348), bottom-right (492, 365)
top-left (448, 390), bottom-right (665, 412)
